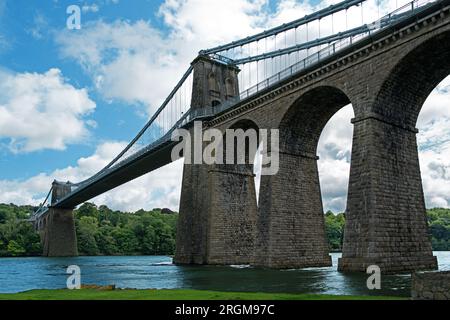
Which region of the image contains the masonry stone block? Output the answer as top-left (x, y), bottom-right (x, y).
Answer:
top-left (42, 208), bottom-right (78, 257)
top-left (338, 117), bottom-right (437, 273)
top-left (255, 151), bottom-right (331, 268)
top-left (412, 271), bottom-right (450, 300)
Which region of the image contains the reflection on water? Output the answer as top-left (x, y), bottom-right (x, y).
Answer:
top-left (0, 252), bottom-right (449, 296)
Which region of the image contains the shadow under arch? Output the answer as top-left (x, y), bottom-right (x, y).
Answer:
top-left (254, 85), bottom-right (354, 269)
top-left (338, 32), bottom-right (450, 273)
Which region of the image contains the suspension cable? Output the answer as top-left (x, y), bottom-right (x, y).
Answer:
top-left (201, 0), bottom-right (367, 55)
top-left (72, 65), bottom-right (194, 187)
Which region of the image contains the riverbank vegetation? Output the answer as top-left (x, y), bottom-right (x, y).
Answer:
top-left (0, 203), bottom-right (449, 257)
top-left (0, 288), bottom-right (406, 300)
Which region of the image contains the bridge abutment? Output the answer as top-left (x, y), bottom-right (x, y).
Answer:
top-left (40, 181), bottom-right (78, 257)
top-left (42, 208), bottom-right (78, 257)
top-left (255, 150), bottom-right (331, 268)
top-left (338, 116), bottom-right (437, 273)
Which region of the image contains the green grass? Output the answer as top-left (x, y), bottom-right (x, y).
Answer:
top-left (0, 289), bottom-right (407, 300)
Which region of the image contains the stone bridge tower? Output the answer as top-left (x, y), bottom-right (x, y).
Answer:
top-left (174, 55), bottom-right (259, 265)
top-left (39, 181), bottom-right (78, 257)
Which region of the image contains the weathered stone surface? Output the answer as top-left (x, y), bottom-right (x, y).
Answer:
top-left (41, 208), bottom-right (78, 257)
top-left (38, 181), bottom-right (78, 257)
top-left (338, 117), bottom-right (437, 273)
top-left (206, 164), bottom-right (258, 265)
top-left (412, 271), bottom-right (450, 300)
top-left (255, 151), bottom-right (331, 268)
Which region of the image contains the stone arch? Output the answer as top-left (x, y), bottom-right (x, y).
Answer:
top-left (279, 86), bottom-right (353, 156)
top-left (255, 85), bottom-right (354, 269)
top-left (372, 30), bottom-right (450, 128)
top-left (211, 99), bottom-right (221, 107)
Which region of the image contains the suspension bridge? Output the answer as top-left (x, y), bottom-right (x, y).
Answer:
top-left (32, 0), bottom-right (450, 273)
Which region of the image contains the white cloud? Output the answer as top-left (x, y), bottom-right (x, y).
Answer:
top-left (54, 0), bottom-right (276, 115)
top-left (56, 19), bottom-right (180, 112)
top-left (82, 4), bottom-right (100, 13)
top-left (27, 12), bottom-right (49, 40)
top-left (417, 78), bottom-right (450, 209)
top-left (53, 0), bottom-right (409, 110)
top-left (318, 105), bottom-right (354, 213)
top-left (0, 141), bottom-right (183, 211)
top-left (0, 68), bottom-right (96, 153)
top-left (317, 76), bottom-right (450, 213)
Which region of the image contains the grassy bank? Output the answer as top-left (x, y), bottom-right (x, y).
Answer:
top-left (0, 289), bottom-right (407, 300)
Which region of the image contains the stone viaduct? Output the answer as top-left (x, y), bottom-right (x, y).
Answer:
top-left (174, 3), bottom-right (450, 273)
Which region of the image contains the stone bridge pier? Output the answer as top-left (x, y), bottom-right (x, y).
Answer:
top-left (338, 114), bottom-right (437, 273)
top-left (38, 181), bottom-right (78, 257)
top-left (174, 56), bottom-right (258, 265)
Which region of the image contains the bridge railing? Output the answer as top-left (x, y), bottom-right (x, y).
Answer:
top-left (193, 0), bottom-right (438, 120)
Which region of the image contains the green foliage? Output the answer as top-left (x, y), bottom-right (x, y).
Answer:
top-left (0, 204), bottom-right (42, 257)
top-left (324, 211), bottom-right (345, 251)
top-left (0, 203), bottom-right (178, 257)
top-left (324, 208), bottom-right (450, 252)
top-left (73, 203), bottom-right (178, 256)
top-left (6, 240), bottom-right (26, 256)
top-left (76, 216), bottom-right (100, 256)
top-left (427, 208), bottom-right (450, 251)
top-left (0, 203), bottom-right (449, 257)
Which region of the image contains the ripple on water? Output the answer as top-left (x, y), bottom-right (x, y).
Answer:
top-left (0, 252), bottom-right (449, 295)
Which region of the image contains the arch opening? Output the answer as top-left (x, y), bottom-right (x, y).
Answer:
top-left (279, 86), bottom-right (354, 254)
top-left (417, 76), bottom-right (450, 253)
top-left (279, 86), bottom-right (352, 156)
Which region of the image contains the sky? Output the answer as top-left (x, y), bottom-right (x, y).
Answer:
top-left (0, 0), bottom-right (448, 213)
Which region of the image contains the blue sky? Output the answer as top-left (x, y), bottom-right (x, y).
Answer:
top-left (0, 0), bottom-right (449, 212)
top-left (0, 0), bottom-right (165, 179)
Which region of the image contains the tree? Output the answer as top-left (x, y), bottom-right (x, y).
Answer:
top-left (7, 240), bottom-right (26, 256)
top-left (324, 211), bottom-right (345, 251)
top-left (76, 203), bottom-right (99, 219)
top-left (76, 216), bottom-right (100, 255)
